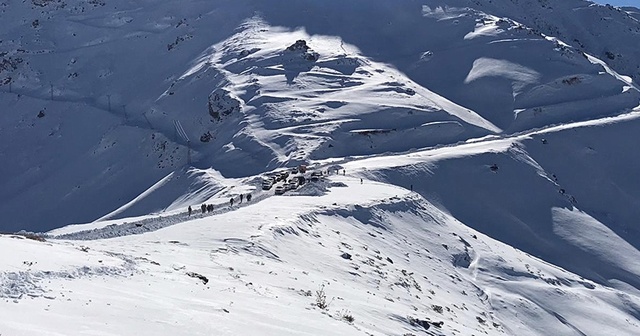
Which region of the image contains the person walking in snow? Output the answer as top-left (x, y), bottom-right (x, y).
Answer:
top-left (240, 194), bottom-right (244, 203)
top-left (230, 198), bottom-right (234, 207)
top-left (201, 204), bottom-right (206, 214)
top-left (188, 206), bottom-right (192, 216)
top-left (247, 193), bottom-right (252, 202)
top-left (207, 204), bottom-right (213, 212)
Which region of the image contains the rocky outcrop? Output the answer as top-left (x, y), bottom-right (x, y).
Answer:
top-left (207, 88), bottom-right (242, 121)
top-left (285, 39), bottom-right (319, 62)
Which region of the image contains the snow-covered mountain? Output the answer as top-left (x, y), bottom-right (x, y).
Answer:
top-left (2, 0), bottom-right (640, 335)
top-left (2, 0), bottom-right (639, 231)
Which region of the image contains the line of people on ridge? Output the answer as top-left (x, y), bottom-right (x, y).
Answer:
top-left (187, 193), bottom-right (253, 216)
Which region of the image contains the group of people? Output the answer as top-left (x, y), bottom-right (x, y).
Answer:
top-left (187, 193), bottom-right (253, 216)
top-left (201, 203), bottom-right (215, 213)
top-left (231, 193), bottom-right (252, 206)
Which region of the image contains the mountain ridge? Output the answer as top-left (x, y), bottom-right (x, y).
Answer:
top-left (2, 1), bottom-right (640, 335)
top-left (2, 0), bottom-right (639, 230)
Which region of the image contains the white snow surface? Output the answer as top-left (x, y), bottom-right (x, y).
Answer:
top-left (2, 174), bottom-right (639, 335)
top-left (2, 0), bottom-right (640, 334)
top-left (2, 0), bottom-right (640, 231)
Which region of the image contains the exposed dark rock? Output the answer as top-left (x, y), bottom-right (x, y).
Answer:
top-left (452, 252), bottom-right (471, 268)
top-left (208, 89), bottom-right (242, 120)
top-left (605, 51), bottom-right (615, 60)
top-left (286, 40), bottom-right (310, 52)
top-left (0, 57), bottom-right (24, 73)
top-left (186, 272), bottom-right (209, 285)
top-left (408, 316), bottom-right (430, 330)
top-left (200, 131), bottom-right (213, 142)
top-left (285, 39), bottom-right (319, 63)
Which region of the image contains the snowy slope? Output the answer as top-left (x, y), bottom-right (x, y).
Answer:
top-left (463, 0), bottom-right (640, 82)
top-left (1, 172), bottom-right (640, 335)
top-left (5, 108), bottom-right (640, 335)
top-left (626, 6), bottom-right (640, 20)
top-left (342, 107), bottom-right (640, 292)
top-left (2, 1), bottom-right (640, 334)
top-left (2, 0), bottom-right (640, 230)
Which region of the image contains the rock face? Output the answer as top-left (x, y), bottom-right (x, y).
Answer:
top-left (452, 251), bottom-right (472, 268)
top-left (207, 89), bottom-right (242, 121)
top-left (285, 39), bottom-right (319, 62)
top-left (286, 40), bottom-right (310, 52)
top-left (199, 131), bottom-right (213, 143)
